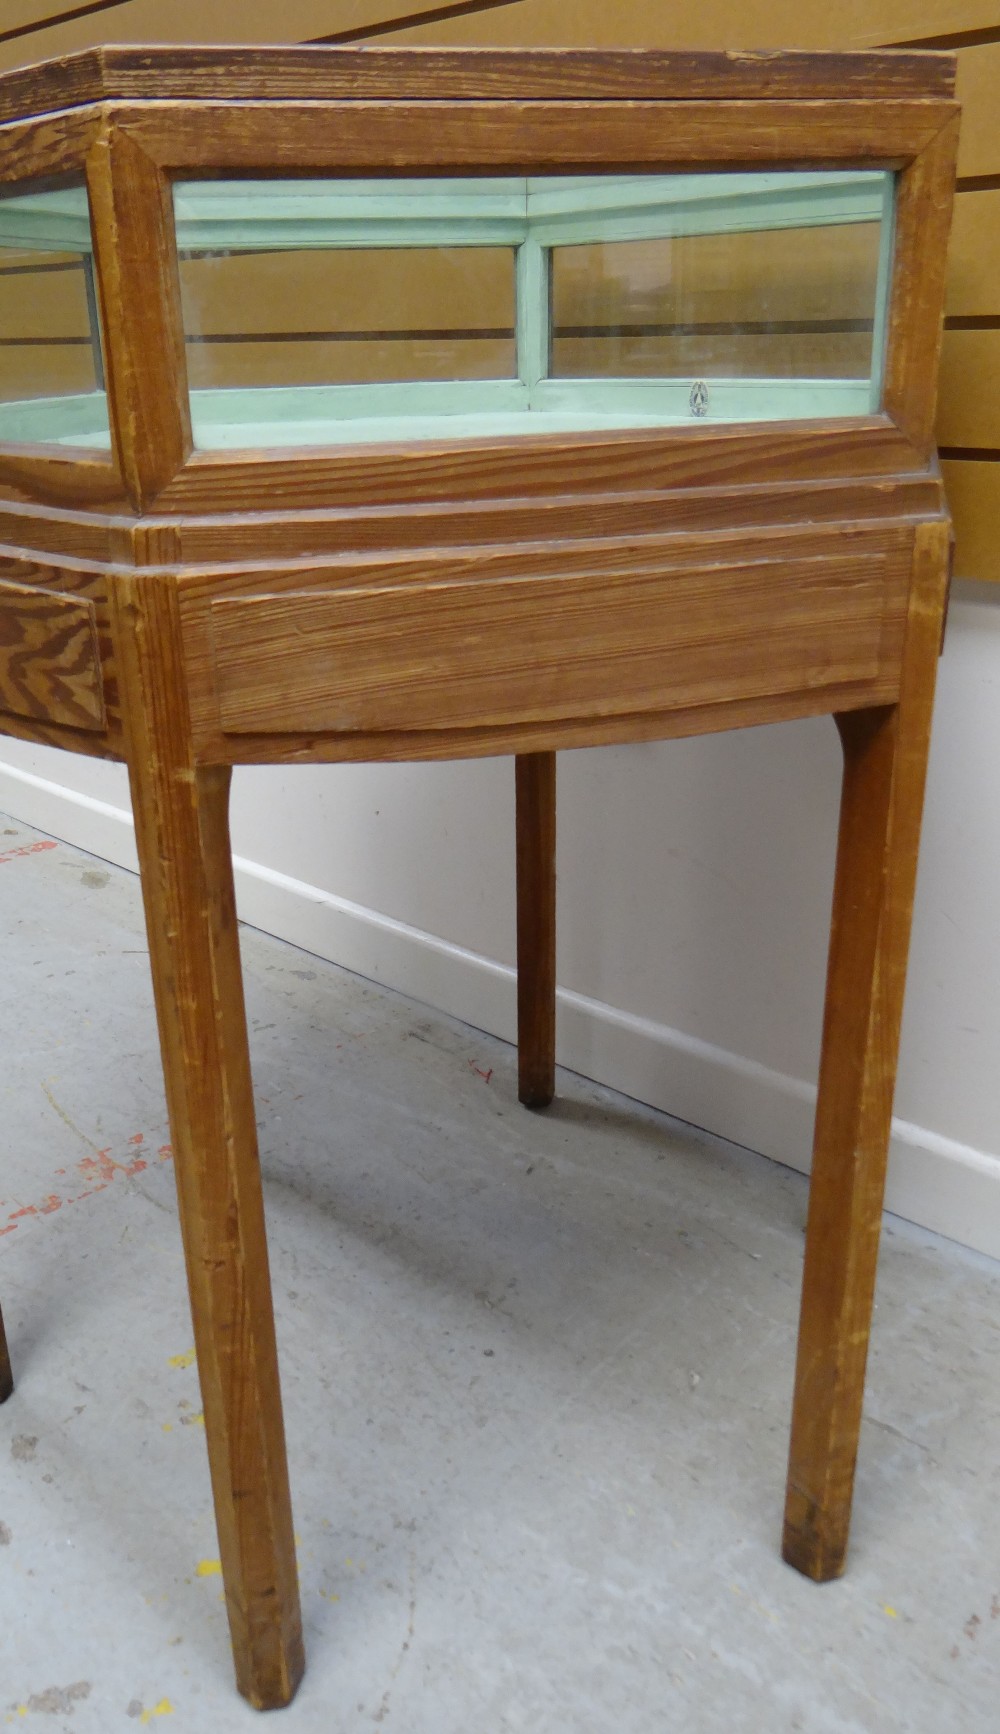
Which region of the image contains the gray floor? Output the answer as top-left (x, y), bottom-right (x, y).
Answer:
top-left (1, 814), bottom-right (998, 1733)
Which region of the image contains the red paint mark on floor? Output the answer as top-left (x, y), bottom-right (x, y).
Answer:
top-left (468, 1060), bottom-right (494, 1084)
top-left (0, 839), bottom-right (57, 867)
top-left (0, 1132), bottom-right (173, 1242)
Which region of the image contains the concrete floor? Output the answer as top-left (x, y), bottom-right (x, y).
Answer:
top-left (1, 813), bottom-right (999, 1733)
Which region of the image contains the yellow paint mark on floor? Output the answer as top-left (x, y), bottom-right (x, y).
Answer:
top-left (168, 1347), bottom-right (196, 1369)
top-left (139, 1702), bottom-right (175, 1726)
top-left (162, 1422), bottom-right (173, 1432)
top-left (196, 1558), bottom-right (222, 1577)
top-left (180, 1410), bottom-right (204, 1428)
top-left (883, 1605), bottom-right (899, 1619)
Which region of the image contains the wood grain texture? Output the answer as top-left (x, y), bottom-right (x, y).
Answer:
top-left (516, 751), bottom-right (556, 1109)
top-left (132, 474), bottom-right (946, 566)
top-left (110, 571), bottom-right (304, 1710)
top-left (116, 98), bottom-right (952, 174)
top-left (941, 456), bottom-right (1000, 581)
top-left (882, 114), bottom-right (960, 459)
top-left (0, 447), bottom-right (126, 512)
top-left (0, 104), bottom-right (96, 184)
top-left (0, 575), bottom-right (104, 728)
top-left (783, 515), bottom-right (951, 1582)
top-left (0, 45), bottom-right (957, 121)
top-left (154, 419), bottom-right (922, 517)
top-left (207, 547), bottom-right (904, 739)
top-left (86, 123), bottom-right (192, 508)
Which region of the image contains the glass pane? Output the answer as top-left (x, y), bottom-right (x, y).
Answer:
top-left (0, 184), bottom-right (109, 448)
top-left (179, 245), bottom-right (516, 389)
top-left (550, 223), bottom-right (882, 383)
top-left (173, 172), bottom-right (893, 450)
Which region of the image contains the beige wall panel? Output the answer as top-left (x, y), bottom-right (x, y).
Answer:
top-left (552, 224), bottom-right (881, 330)
top-left (938, 328), bottom-right (1000, 447)
top-left (942, 459), bottom-right (1000, 582)
top-left (0, 344), bottom-right (96, 399)
top-left (0, 258), bottom-right (92, 339)
top-left (0, 0), bottom-right (430, 74)
top-left (185, 335), bottom-right (514, 388)
top-left (955, 42), bottom-right (1000, 179)
top-left (387, 0), bottom-right (997, 50)
top-left (946, 189), bottom-right (1000, 316)
top-left (178, 247), bottom-right (516, 338)
top-left (552, 330), bottom-right (872, 378)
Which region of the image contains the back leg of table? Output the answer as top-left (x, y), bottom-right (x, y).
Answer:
top-left (516, 751), bottom-right (556, 1108)
top-left (783, 522), bottom-right (948, 1580)
top-left (0, 1300), bottom-right (12, 1402)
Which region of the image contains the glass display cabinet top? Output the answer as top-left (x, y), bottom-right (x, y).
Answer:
top-left (0, 168), bottom-right (894, 452)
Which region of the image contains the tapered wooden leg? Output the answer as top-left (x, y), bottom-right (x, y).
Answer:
top-left (0, 1300), bottom-right (12, 1402)
top-left (113, 577), bottom-right (303, 1709)
top-left (516, 752), bottom-right (556, 1108)
top-left (783, 522), bottom-right (950, 1582)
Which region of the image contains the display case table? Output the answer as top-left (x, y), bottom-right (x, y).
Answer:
top-left (0, 45), bottom-right (958, 1708)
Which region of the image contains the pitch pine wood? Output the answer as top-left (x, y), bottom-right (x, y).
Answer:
top-left (0, 46), bottom-right (957, 122)
top-left (0, 577), bottom-right (104, 730)
top-left (86, 125), bottom-right (193, 510)
top-left (110, 572), bottom-right (304, 1709)
top-left (208, 549), bottom-right (900, 738)
top-left (516, 752), bottom-right (556, 1109)
top-left (782, 517), bottom-right (951, 1581)
top-left (115, 98), bottom-right (952, 176)
top-left (0, 43), bottom-right (959, 1706)
top-left (882, 115), bottom-right (960, 460)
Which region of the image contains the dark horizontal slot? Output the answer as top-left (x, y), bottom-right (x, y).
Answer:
top-left (884, 25), bottom-right (1000, 48)
top-left (0, 260), bottom-right (84, 278)
top-left (186, 327), bottom-right (515, 343)
top-left (0, 0), bottom-right (131, 46)
top-left (957, 175), bottom-right (1000, 193)
top-left (945, 316), bottom-right (1000, 331)
top-left (553, 319), bottom-right (875, 338)
top-left (939, 446), bottom-right (1000, 462)
top-left (0, 335), bottom-right (90, 347)
top-left (309, 0), bottom-right (519, 46)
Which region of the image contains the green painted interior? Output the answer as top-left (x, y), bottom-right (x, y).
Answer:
top-left (0, 171), bottom-right (895, 452)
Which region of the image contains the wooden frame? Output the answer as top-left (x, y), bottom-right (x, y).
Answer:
top-left (0, 47), bottom-right (958, 1711)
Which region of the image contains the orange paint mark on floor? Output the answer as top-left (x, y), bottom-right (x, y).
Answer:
top-left (0, 839), bottom-right (57, 867)
top-left (0, 1133), bottom-right (174, 1242)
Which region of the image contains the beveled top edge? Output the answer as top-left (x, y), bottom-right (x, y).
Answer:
top-left (0, 44), bottom-right (957, 128)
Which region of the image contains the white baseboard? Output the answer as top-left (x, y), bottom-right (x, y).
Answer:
top-left (3, 758), bottom-right (999, 1261)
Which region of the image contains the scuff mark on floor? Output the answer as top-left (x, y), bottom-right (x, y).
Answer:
top-left (0, 1135), bottom-right (173, 1240)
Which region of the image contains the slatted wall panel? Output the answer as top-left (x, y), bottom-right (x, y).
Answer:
top-left (3, 0), bottom-right (997, 579)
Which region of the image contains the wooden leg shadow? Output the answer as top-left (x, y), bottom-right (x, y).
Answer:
top-left (516, 752), bottom-right (556, 1109)
top-left (783, 522), bottom-right (950, 1581)
top-left (114, 578), bottom-right (304, 1709)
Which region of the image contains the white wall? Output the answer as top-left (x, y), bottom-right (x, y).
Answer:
top-left (2, 580), bottom-right (999, 1256)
